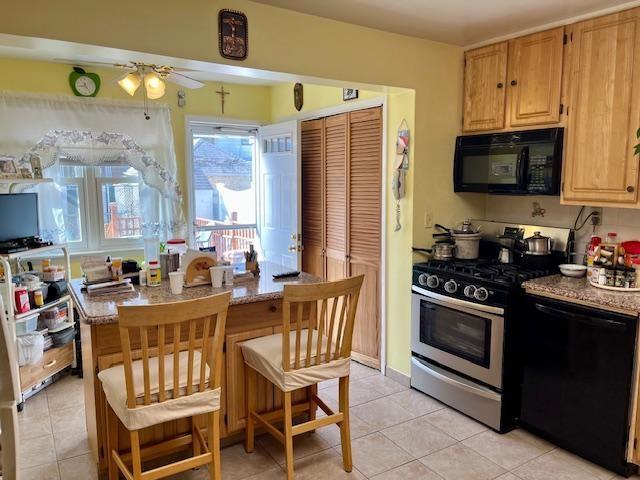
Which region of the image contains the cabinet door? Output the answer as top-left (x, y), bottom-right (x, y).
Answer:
top-left (225, 328), bottom-right (274, 433)
top-left (508, 27), bottom-right (564, 127)
top-left (563, 9), bottom-right (640, 205)
top-left (463, 42), bottom-right (508, 132)
top-left (324, 113), bottom-right (348, 282)
top-left (301, 119), bottom-right (325, 278)
top-left (348, 107), bottom-right (382, 368)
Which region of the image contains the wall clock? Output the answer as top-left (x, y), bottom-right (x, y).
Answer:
top-left (69, 67), bottom-right (101, 97)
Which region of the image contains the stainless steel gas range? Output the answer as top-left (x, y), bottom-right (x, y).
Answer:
top-left (410, 221), bottom-right (571, 432)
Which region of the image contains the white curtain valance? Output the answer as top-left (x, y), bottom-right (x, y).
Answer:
top-left (0, 91), bottom-right (185, 241)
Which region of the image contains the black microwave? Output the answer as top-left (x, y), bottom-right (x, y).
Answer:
top-left (453, 128), bottom-right (563, 195)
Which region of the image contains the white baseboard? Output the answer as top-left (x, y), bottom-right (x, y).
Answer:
top-left (385, 365), bottom-right (411, 387)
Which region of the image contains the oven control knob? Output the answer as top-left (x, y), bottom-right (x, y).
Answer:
top-left (474, 287), bottom-right (489, 302)
top-left (464, 285), bottom-right (477, 298)
top-left (444, 280), bottom-right (458, 293)
top-left (417, 273), bottom-right (429, 286)
top-left (426, 275), bottom-right (440, 288)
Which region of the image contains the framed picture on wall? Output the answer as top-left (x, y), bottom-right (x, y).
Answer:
top-left (343, 88), bottom-right (359, 101)
top-left (0, 156), bottom-right (18, 178)
top-left (219, 9), bottom-right (248, 60)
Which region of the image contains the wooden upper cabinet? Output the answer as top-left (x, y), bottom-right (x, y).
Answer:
top-left (508, 27), bottom-right (564, 127)
top-left (463, 42), bottom-right (508, 132)
top-left (562, 8), bottom-right (640, 205)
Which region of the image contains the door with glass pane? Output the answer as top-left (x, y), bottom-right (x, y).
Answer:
top-left (257, 121), bottom-right (301, 269)
top-left (188, 125), bottom-right (258, 261)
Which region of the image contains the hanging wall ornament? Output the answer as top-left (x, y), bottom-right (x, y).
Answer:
top-left (393, 119), bottom-right (410, 231)
top-left (294, 83), bottom-right (304, 111)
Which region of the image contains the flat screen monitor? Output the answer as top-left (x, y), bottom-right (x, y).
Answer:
top-left (0, 193), bottom-right (39, 242)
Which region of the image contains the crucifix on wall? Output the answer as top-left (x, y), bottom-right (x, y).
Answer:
top-left (216, 86), bottom-right (230, 114)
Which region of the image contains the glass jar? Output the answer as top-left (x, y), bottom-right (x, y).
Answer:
top-left (606, 232), bottom-right (618, 244)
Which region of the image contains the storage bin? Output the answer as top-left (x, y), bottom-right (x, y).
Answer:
top-left (17, 333), bottom-right (44, 366)
top-left (15, 313), bottom-right (39, 335)
top-left (50, 325), bottom-right (74, 347)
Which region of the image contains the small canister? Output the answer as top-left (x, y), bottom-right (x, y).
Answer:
top-left (14, 285), bottom-right (30, 314)
top-left (147, 260), bottom-right (162, 287)
top-left (614, 270), bottom-right (625, 288)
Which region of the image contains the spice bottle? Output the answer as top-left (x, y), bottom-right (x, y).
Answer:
top-left (147, 260), bottom-right (162, 287)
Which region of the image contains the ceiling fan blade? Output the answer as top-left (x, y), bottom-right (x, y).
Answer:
top-left (166, 72), bottom-right (205, 89)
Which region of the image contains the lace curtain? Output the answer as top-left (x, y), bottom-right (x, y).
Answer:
top-left (0, 91), bottom-right (185, 242)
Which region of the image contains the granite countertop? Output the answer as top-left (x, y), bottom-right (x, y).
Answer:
top-left (522, 275), bottom-right (640, 315)
top-left (70, 262), bottom-right (322, 325)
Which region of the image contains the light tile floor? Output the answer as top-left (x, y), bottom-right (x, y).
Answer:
top-left (15, 362), bottom-right (640, 480)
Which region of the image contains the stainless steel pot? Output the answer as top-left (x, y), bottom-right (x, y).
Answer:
top-left (524, 231), bottom-right (552, 256)
top-left (451, 232), bottom-right (481, 259)
top-left (432, 242), bottom-right (456, 261)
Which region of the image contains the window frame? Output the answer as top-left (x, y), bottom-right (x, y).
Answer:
top-left (185, 116), bottom-right (262, 247)
top-left (95, 174), bottom-right (144, 251)
top-left (54, 163), bottom-right (145, 254)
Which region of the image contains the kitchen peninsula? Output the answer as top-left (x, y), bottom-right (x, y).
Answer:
top-left (70, 262), bottom-right (322, 474)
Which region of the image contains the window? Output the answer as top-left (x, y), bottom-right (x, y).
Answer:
top-left (53, 164), bottom-right (144, 252)
top-left (187, 121), bottom-right (258, 259)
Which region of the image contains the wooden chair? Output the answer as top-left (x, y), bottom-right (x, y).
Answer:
top-left (241, 275), bottom-right (364, 479)
top-left (98, 292), bottom-right (231, 480)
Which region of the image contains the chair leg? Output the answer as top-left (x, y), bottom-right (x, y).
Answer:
top-left (245, 365), bottom-right (256, 453)
top-left (130, 430), bottom-right (142, 480)
top-left (308, 383), bottom-right (318, 433)
top-left (192, 416), bottom-right (201, 458)
top-left (106, 405), bottom-right (119, 480)
top-left (283, 391), bottom-right (295, 480)
top-left (208, 410), bottom-right (221, 480)
top-left (338, 376), bottom-right (352, 472)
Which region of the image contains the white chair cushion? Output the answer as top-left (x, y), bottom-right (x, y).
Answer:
top-left (240, 330), bottom-right (350, 392)
top-left (98, 350), bottom-right (220, 430)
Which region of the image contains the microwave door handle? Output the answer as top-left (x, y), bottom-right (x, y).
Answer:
top-left (518, 146), bottom-right (529, 189)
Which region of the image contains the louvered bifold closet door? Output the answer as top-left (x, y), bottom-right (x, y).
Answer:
top-left (324, 113), bottom-right (348, 282)
top-left (348, 107), bottom-right (382, 367)
top-left (301, 119), bottom-right (325, 279)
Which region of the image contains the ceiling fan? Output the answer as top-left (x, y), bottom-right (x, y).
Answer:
top-left (64, 60), bottom-right (206, 119)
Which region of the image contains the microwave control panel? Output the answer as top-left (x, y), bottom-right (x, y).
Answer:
top-left (526, 155), bottom-right (554, 193)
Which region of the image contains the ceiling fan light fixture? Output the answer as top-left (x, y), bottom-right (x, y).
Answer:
top-left (118, 72), bottom-right (141, 96)
top-left (144, 72), bottom-right (166, 100)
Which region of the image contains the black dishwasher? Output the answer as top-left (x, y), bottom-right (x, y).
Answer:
top-left (520, 296), bottom-right (637, 477)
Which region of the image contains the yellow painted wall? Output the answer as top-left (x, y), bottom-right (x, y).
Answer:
top-left (270, 83), bottom-right (380, 122)
top-left (0, 0), bottom-right (483, 376)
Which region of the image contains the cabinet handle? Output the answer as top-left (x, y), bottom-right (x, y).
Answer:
top-left (497, 82), bottom-right (504, 89)
top-left (269, 305), bottom-right (277, 313)
top-left (44, 359), bottom-right (57, 368)
top-left (627, 186), bottom-right (635, 193)
top-left (510, 80), bottom-right (518, 86)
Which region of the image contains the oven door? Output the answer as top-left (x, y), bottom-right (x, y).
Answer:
top-left (411, 289), bottom-right (504, 389)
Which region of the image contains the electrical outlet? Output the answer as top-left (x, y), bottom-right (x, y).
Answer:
top-left (591, 208), bottom-right (603, 226)
top-left (424, 211), bottom-right (433, 229)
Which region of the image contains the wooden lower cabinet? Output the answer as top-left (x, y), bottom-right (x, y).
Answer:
top-left (19, 341), bottom-right (74, 391)
top-left (225, 328), bottom-right (275, 433)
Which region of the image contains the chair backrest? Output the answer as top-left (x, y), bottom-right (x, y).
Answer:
top-left (117, 291), bottom-right (231, 409)
top-left (282, 275), bottom-right (364, 371)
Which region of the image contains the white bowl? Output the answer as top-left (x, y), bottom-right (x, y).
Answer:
top-left (559, 264), bottom-right (587, 278)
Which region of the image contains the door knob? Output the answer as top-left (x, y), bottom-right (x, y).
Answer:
top-left (627, 186), bottom-right (635, 193)
top-left (288, 245), bottom-right (297, 252)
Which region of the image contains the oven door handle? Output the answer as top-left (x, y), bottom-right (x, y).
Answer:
top-left (412, 357), bottom-right (501, 401)
top-left (412, 286), bottom-right (505, 316)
